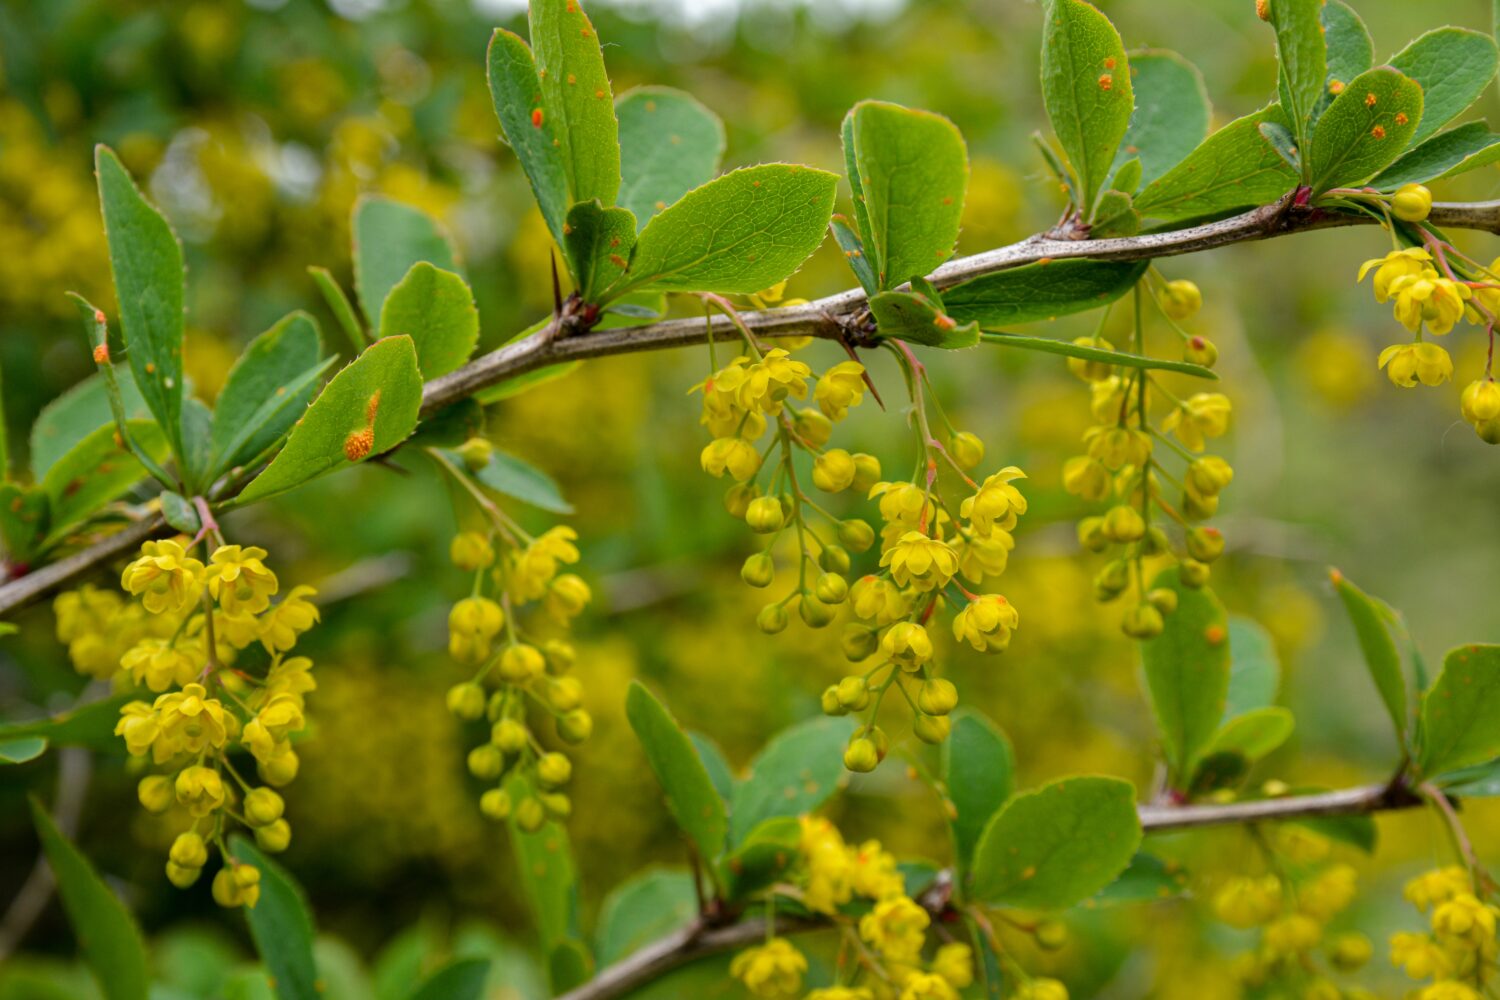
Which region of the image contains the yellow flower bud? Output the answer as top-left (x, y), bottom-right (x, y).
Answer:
top-left (918, 678), bottom-right (958, 715)
top-left (745, 496), bottom-right (785, 533)
top-left (814, 573), bottom-right (848, 605)
top-left (255, 819), bottom-right (292, 853)
top-left (880, 621), bottom-right (933, 666)
top-left (1122, 602), bottom-right (1165, 638)
top-left (1102, 504), bottom-right (1145, 542)
top-left (1077, 516), bottom-right (1109, 553)
top-left (1062, 455), bottom-right (1110, 502)
top-left (1390, 183), bottom-right (1433, 223)
top-left (850, 453), bottom-right (882, 494)
top-left (949, 431), bottom-right (984, 471)
top-left (838, 519), bottom-right (875, 553)
top-left (812, 449), bottom-right (856, 492)
top-left (843, 737), bottom-right (879, 772)
top-left (1327, 931), bottom-right (1372, 971)
top-left (820, 686), bottom-right (846, 716)
top-left (1184, 335), bottom-right (1218, 367)
top-left (756, 604), bottom-right (789, 634)
top-left (243, 788), bottom-right (284, 826)
top-left (447, 682), bottom-right (487, 720)
top-left (1180, 559), bottom-right (1211, 588)
top-left (1147, 587), bottom-right (1179, 615)
top-left (1158, 279), bottom-right (1202, 321)
top-left (138, 775), bottom-right (175, 813)
top-left (468, 744), bottom-right (505, 779)
top-left (480, 788), bottom-right (512, 821)
top-left (913, 713), bottom-right (951, 744)
top-left (499, 643), bottom-right (546, 683)
top-left (457, 436), bottom-right (494, 472)
top-left (558, 709), bottom-right (593, 744)
top-left (1461, 379), bottom-right (1500, 424)
top-left (449, 531), bottom-right (495, 571)
top-left (793, 407), bottom-right (833, 448)
top-left (1066, 336), bottom-right (1115, 382)
top-left (724, 483), bottom-right (758, 518)
top-left (166, 861), bottom-right (202, 889)
top-left (741, 552), bottom-right (775, 588)
top-left (1187, 526), bottom-right (1225, 562)
top-left (799, 593), bottom-right (835, 628)
top-left (169, 832), bottom-right (209, 869)
top-left (819, 545), bottom-right (851, 575)
top-left (701, 437), bottom-right (761, 481)
top-left (537, 752), bottom-right (572, 787)
top-left (836, 675), bottom-right (871, 710)
top-left (841, 623), bottom-right (879, 660)
top-left (515, 796), bottom-right (546, 831)
top-left (1036, 919), bottom-right (1069, 950)
top-left (258, 748), bottom-right (300, 787)
top-left (1093, 560), bottom-right (1130, 601)
top-left (540, 792), bottom-right (572, 819)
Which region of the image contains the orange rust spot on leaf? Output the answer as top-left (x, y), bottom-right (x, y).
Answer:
top-left (934, 314), bottom-right (956, 331)
top-left (365, 389), bottom-right (382, 425)
top-left (1329, 80), bottom-right (1345, 94)
top-left (1395, 112), bottom-right (1409, 125)
top-left (92, 344), bottom-right (110, 364)
top-left (344, 428), bottom-right (374, 462)
top-left (531, 107), bottom-right (544, 128)
top-left (567, 73), bottom-right (577, 85)
top-left (608, 254), bottom-right (627, 268)
top-left (1205, 624), bottom-right (1227, 646)
top-left (1098, 73), bottom-right (1113, 91)
top-left (1364, 92), bottom-right (1377, 107)
top-left (1103, 56), bottom-right (1116, 69)
top-left (1371, 125), bottom-right (1386, 139)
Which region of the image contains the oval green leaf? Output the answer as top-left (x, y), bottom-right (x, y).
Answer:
top-left (1331, 569), bottom-right (1410, 746)
top-left (941, 709), bottom-right (1014, 876)
top-left (1307, 67), bottom-right (1423, 193)
top-left (1135, 105), bottom-right (1298, 221)
top-left (1040, 0), bottom-right (1134, 211)
top-left (1389, 27), bottom-right (1499, 146)
top-left (379, 263), bottom-right (479, 378)
top-left (625, 681), bottom-right (729, 862)
top-left (944, 259), bottom-right (1147, 327)
top-left (1139, 570), bottom-right (1231, 786)
top-left (1115, 50), bottom-right (1210, 187)
top-left (352, 196), bottom-right (460, 327)
top-left (617, 86), bottom-right (725, 229)
top-left (1420, 644), bottom-right (1500, 777)
top-left (488, 28), bottom-right (571, 249)
top-left (729, 715), bottom-right (853, 844)
top-left (212, 312), bottom-right (324, 473)
top-left (230, 836), bottom-right (320, 1000)
top-left (531, 0), bottom-right (620, 208)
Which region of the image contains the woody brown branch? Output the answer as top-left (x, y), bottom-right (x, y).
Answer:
top-left (3, 198), bottom-right (1498, 617)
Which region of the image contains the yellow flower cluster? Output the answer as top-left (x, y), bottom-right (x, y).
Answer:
top-left (731, 817), bottom-right (974, 1000)
top-left (55, 538), bottom-right (321, 908)
top-left (1358, 239), bottom-right (1500, 444)
top-left (1388, 866), bottom-right (1498, 997)
top-left (444, 515), bottom-right (592, 832)
top-left (1209, 834), bottom-right (1371, 993)
top-left (1064, 278), bottom-right (1233, 638)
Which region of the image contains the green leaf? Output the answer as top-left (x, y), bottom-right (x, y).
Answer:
top-left (0, 736), bottom-right (46, 763)
top-left (308, 266), bottom-right (367, 352)
top-left (230, 837), bottom-right (320, 1000)
top-left (1134, 105), bottom-right (1298, 221)
top-left (830, 216), bottom-right (878, 296)
top-left (487, 28), bottom-right (571, 248)
top-left (1331, 569), bottom-right (1409, 745)
top-left (1202, 706), bottom-right (1295, 763)
top-left (613, 164), bottom-right (836, 296)
top-left (1114, 50), bottom-right (1211, 187)
top-left (1112, 157), bottom-right (1143, 196)
top-left (1437, 757), bottom-right (1500, 796)
top-left (594, 868), bottom-right (697, 966)
top-left (1088, 188), bottom-right (1140, 237)
top-left (1420, 644), bottom-right (1500, 777)
top-left (1389, 28), bottom-right (1499, 147)
top-left (30, 797), bottom-right (150, 1000)
top-left (505, 773), bottom-right (582, 955)
top-left (1226, 616), bottom-right (1280, 717)
top-left (410, 398), bottom-right (486, 450)
top-left (0, 483), bottom-right (48, 562)
top-left (1267, 0), bottom-right (1327, 148)
top-left (179, 397), bottom-right (215, 493)
top-left (408, 959), bottom-right (489, 1000)
top-left (212, 312), bottom-right (324, 473)
top-left (729, 716), bottom-right (853, 844)
top-left (236, 336), bottom-right (423, 505)
top-left (616, 86), bottom-right (725, 229)
top-left (1372, 122), bottom-right (1500, 189)
top-left (0, 693), bottom-right (136, 752)
top-left (530, 0), bottom-right (620, 208)
top-left (1321, 1), bottom-right (1374, 95)
top-left (941, 709), bottom-right (1014, 877)
top-left (869, 289), bottom-right (980, 349)
top-left (944, 259), bottom-right (1148, 327)
top-left (160, 491), bottom-right (200, 534)
top-left (1258, 120), bottom-right (1302, 173)
top-left (352, 196), bottom-right (459, 327)
top-left (214, 362), bottom-right (337, 478)
top-left (548, 942), bottom-right (590, 994)
top-left (625, 681), bottom-right (729, 862)
top-left (717, 816), bottom-right (800, 899)
top-left (378, 263), bottom-right (479, 378)
top-left (846, 100), bottom-right (968, 288)
top-left (968, 776), bottom-right (1142, 910)
top-left (459, 447), bottom-right (573, 514)
top-left (689, 732), bottom-right (735, 803)
top-left (95, 145), bottom-right (185, 461)
top-left (40, 420), bottom-right (167, 534)
top-left (564, 201), bottom-right (637, 303)
top-left (1039, 0), bottom-right (1134, 211)
top-left (1295, 812), bottom-right (1377, 853)
top-left (1091, 852), bottom-right (1190, 906)
top-left (1138, 570), bottom-right (1231, 785)
top-left (30, 369), bottom-right (150, 481)
top-left (841, 113), bottom-right (879, 289)
top-left (1307, 67), bottom-right (1423, 193)
top-left (979, 331), bottom-right (1217, 379)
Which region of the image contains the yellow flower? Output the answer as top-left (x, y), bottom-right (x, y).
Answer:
top-left (510, 525), bottom-right (582, 601)
top-left (205, 545), bottom-right (278, 615)
top-left (1390, 931), bottom-right (1454, 980)
top-left (849, 839), bottom-right (904, 901)
top-left (898, 972), bottom-right (957, 1000)
top-left (1084, 425), bottom-right (1150, 470)
top-left (952, 594), bottom-right (1019, 652)
top-left (1404, 866), bottom-right (1470, 913)
top-left (849, 576), bottom-right (911, 625)
top-left (880, 532), bottom-right (959, 592)
top-left (1358, 247), bottom-right (1432, 302)
top-left (259, 586), bottom-right (319, 653)
top-left (799, 817), bottom-right (853, 914)
top-left (121, 539), bottom-right (206, 615)
top-left (544, 574), bottom-right (592, 624)
top-left (120, 640), bottom-right (198, 692)
top-left (1461, 379), bottom-right (1500, 423)
top-left (960, 467), bottom-right (1027, 537)
top-left (155, 683), bottom-right (230, 756)
top-left (1061, 455), bottom-right (1110, 502)
top-left (954, 530), bottom-right (1014, 584)
top-left (1185, 456), bottom-right (1233, 502)
top-left (1417, 983), bottom-right (1482, 1000)
top-left (175, 764), bottom-right (226, 817)
top-left (449, 531), bottom-right (495, 571)
top-left (1213, 875), bottom-right (1281, 929)
top-left (869, 481), bottom-right (936, 528)
top-left (880, 621), bottom-right (933, 667)
top-left (858, 896), bottom-right (930, 963)
top-left (1431, 893), bottom-right (1498, 948)
top-left (264, 656), bottom-right (316, 705)
top-left (815, 360), bottom-right (867, 420)
top-left (1162, 393), bottom-right (1231, 451)
top-left (242, 693), bottom-right (305, 762)
top-left (700, 436), bottom-right (761, 482)
top-left (212, 862), bottom-right (262, 909)
top-left (1378, 342), bottom-right (1452, 387)
top-left (729, 938), bottom-right (806, 999)
top-left (448, 596), bottom-right (505, 663)
top-left (1387, 269), bottom-right (1472, 334)
top-left (1262, 914), bottom-right (1321, 956)
top-left (1300, 863), bottom-right (1357, 921)
top-left (1014, 978), bottom-right (1069, 1000)
top-left (931, 942), bottom-right (973, 988)
top-left (115, 701), bottom-right (162, 758)
top-left (807, 989), bottom-right (873, 1000)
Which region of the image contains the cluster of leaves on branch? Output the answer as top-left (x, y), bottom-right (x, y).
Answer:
top-left (5, 0), bottom-right (1500, 999)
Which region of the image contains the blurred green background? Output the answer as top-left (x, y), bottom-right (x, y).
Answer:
top-left (1, 0), bottom-right (1499, 996)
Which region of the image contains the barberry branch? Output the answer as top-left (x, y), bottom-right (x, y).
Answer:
top-left (4, 197), bottom-right (1499, 618)
top-left (555, 780), bottom-right (1427, 1000)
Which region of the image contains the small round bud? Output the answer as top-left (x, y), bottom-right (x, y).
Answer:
top-left (841, 623), bottom-right (879, 660)
top-left (457, 437), bottom-right (494, 472)
top-left (869, 726), bottom-right (891, 760)
top-left (468, 744), bottom-right (505, 779)
top-left (836, 675), bottom-right (871, 711)
top-left (1461, 379), bottom-right (1500, 424)
top-left (539, 792), bottom-right (572, 820)
top-left (1077, 516), bottom-right (1109, 553)
top-left (558, 709), bottom-right (593, 744)
top-left (515, 796), bottom-right (547, 831)
top-left (243, 788), bottom-right (285, 826)
top-left (1067, 336), bottom-right (1115, 382)
top-left (1102, 504), bottom-right (1146, 543)
top-left (447, 682), bottom-right (487, 720)
top-left (745, 496), bottom-right (785, 534)
top-left (492, 718), bottom-right (530, 753)
top-left (1122, 603), bottom-right (1165, 639)
top-left (450, 531), bottom-right (495, 571)
top-left (480, 788), bottom-right (512, 821)
top-left (799, 593), bottom-right (835, 628)
top-left (1093, 560), bottom-right (1130, 602)
top-left (949, 431), bottom-right (985, 470)
top-left (1328, 932), bottom-right (1373, 971)
top-left (166, 861), bottom-right (202, 888)
top-left (918, 678), bottom-right (959, 715)
top-left (544, 639), bottom-right (576, 675)
top-left (838, 519), bottom-right (876, 553)
top-left (1158, 279), bottom-right (1202, 321)
top-left (1062, 455), bottom-right (1111, 502)
top-left (741, 552), bottom-right (776, 588)
top-left (913, 713), bottom-right (952, 744)
top-left (821, 685), bottom-right (847, 716)
top-left (170, 832), bottom-right (209, 869)
top-left (1390, 183), bottom-right (1432, 223)
top-left (812, 449), bottom-right (856, 492)
top-left (1142, 526), bottom-right (1171, 557)
top-left (1475, 417), bottom-right (1500, 445)
top-left (794, 407), bottom-right (833, 448)
top-left (1147, 587), bottom-right (1179, 615)
top-left (1036, 920), bottom-right (1069, 951)
top-left (255, 819), bottom-right (292, 853)
top-left (757, 603), bottom-right (789, 634)
top-left (499, 643), bottom-right (546, 683)
top-left (1179, 558), bottom-right (1211, 588)
top-left (1186, 526), bottom-right (1225, 563)
top-left (543, 676), bottom-right (584, 712)
top-left (138, 775), bottom-right (175, 813)
top-left (537, 752), bottom-right (572, 788)
top-left (819, 545), bottom-right (851, 575)
top-left (844, 737), bottom-right (879, 773)
top-left (814, 572), bottom-right (848, 605)
top-left (259, 750), bottom-right (299, 787)
top-left (850, 454), bottom-right (882, 493)
top-left (724, 483), bottom-right (758, 519)
top-left (1184, 336), bottom-right (1218, 367)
